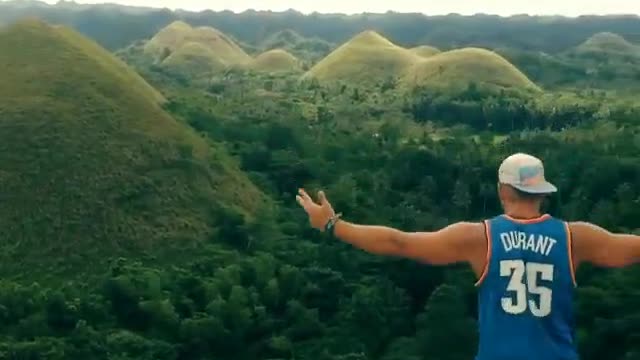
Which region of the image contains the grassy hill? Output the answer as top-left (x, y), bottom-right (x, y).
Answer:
top-left (303, 30), bottom-right (422, 84)
top-left (161, 41), bottom-right (227, 75)
top-left (400, 47), bottom-right (541, 93)
top-left (571, 32), bottom-right (640, 60)
top-left (0, 19), bottom-right (267, 279)
top-left (250, 49), bottom-right (302, 73)
top-left (144, 20), bottom-right (251, 70)
top-left (409, 45), bottom-right (441, 58)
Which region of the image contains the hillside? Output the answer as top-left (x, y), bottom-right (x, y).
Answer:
top-left (161, 41), bottom-right (227, 74)
top-left (250, 48), bottom-right (302, 73)
top-left (144, 20), bottom-right (252, 68)
top-left (572, 32), bottom-right (640, 58)
top-left (303, 30), bottom-right (422, 84)
top-left (260, 29), bottom-right (334, 62)
top-left (401, 47), bottom-right (541, 92)
top-left (409, 45), bottom-right (441, 58)
top-left (0, 20), bottom-right (267, 278)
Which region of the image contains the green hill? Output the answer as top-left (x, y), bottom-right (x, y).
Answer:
top-left (572, 32), bottom-right (640, 58)
top-left (409, 45), bottom-right (441, 58)
top-left (144, 20), bottom-right (252, 68)
top-left (303, 30), bottom-right (422, 84)
top-left (250, 49), bottom-right (302, 73)
top-left (0, 19), bottom-right (267, 278)
top-left (400, 47), bottom-right (541, 92)
top-left (161, 41), bottom-right (227, 74)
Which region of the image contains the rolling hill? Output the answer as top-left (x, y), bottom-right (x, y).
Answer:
top-left (303, 30), bottom-right (422, 84)
top-left (250, 49), bottom-right (302, 73)
top-left (161, 41), bottom-right (227, 74)
top-left (400, 47), bottom-right (541, 92)
top-left (144, 20), bottom-right (252, 71)
top-left (572, 32), bottom-right (640, 58)
top-left (0, 19), bottom-right (267, 278)
top-left (409, 45), bottom-right (441, 58)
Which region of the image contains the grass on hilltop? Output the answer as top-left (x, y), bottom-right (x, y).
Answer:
top-left (303, 30), bottom-right (422, 84)
top-left (572, 32), bottom-right (640, 59)
top-left (250, 49), bottom-right (302, 73)
top-left (161, 41), bottom-right (227, 75)
top-left (144, 20), bottom-right (252, 67)
top-left (409, 45), bottom-right (441, 58)
top-left (0, 19), bottom-right (268, 280)
top-left (400, 47), bottom-right (541, 93)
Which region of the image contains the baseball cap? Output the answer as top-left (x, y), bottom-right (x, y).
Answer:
top-left (498, 153), bottom-right (557, 194)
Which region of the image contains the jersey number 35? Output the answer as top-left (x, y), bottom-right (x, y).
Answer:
top-left (500, 260), bottom-right (553, 317)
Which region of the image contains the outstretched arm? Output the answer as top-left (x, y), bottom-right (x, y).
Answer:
top-left (570, 222), bottom-right (640, 268)
top-left (332, 220), bottom-right (485, 265)
top-left (295, 188), bottom-right (486, 266)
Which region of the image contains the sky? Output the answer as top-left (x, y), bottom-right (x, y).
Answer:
top-left (32, 0), bottom-right (640, 16)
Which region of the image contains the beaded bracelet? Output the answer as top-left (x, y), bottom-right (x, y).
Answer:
top-left (324, 213), bottom-right (342, 236)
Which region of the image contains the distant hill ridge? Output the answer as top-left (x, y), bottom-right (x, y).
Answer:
top-left (2, 1), bottom-right (640, 52)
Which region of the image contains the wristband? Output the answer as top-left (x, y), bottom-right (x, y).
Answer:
top-left (324, 213), bottom-right (342, 236)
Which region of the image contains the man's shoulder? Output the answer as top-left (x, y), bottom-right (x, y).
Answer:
top-left (446, 221), bottom-right (487, 241)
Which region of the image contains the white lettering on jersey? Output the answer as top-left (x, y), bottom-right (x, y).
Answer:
top-left (500, 231), bottom-right (557, 256)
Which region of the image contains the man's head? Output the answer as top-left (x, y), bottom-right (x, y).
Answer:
top-left (497, 153), bottom-right (557, 211)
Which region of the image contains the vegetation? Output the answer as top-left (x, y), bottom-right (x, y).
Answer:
top-left (0, 19), bottom-right (267, 280)
top-left (3, 1), bottom-right (640, 53)
top-left (0, 6), bottom-right (640, 360)
top-left (260, 29), bottom-right (334, 63)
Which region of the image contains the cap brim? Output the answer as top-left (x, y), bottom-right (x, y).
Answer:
top-left (511, 182), bottom-right (558, 194)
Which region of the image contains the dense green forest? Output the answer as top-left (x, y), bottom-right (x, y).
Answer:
top-left (1, 3), bottom-right (640, 360)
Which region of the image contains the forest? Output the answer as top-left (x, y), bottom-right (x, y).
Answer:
top-left (0, 1), bottom-right (640, 360)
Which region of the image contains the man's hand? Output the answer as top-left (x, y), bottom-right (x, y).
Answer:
top-left (295, 188), bottom-right (336, 231)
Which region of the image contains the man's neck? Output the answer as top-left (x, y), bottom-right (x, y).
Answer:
top-left (504, 204), bottom-right (543, 220)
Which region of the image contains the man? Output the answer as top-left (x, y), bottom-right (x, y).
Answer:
top-left (295, 152), bottom-right (640, 360)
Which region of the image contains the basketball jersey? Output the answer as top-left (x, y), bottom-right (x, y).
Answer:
top-left (475, 214), bottom-right (578, 360)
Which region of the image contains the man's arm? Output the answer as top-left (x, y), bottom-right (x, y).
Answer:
top-left (332, 220), bottom-right (487, 266)
top-left (295, 188), bottom-right (487, 270)
top-left (570, 221), bottom-right (640, 268)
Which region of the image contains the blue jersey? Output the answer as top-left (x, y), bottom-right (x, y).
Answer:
top-left (475, 214), bottom-right (578, 360)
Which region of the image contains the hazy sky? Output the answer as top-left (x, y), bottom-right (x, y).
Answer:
top-left (35, 0), bottom-right (640, 16)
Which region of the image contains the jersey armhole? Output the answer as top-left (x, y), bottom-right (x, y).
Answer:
top-left (564, 221), bottom-right (577, 287)
top-left (474, 220), bottom-right (491, 287)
